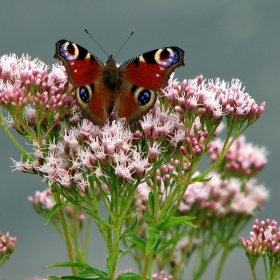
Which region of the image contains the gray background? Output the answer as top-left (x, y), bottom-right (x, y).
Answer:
top-left (0, 1), bottom-right (279, 279)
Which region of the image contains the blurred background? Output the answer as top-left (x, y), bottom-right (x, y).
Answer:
top-left (0, 0), bottom-right (279, 279)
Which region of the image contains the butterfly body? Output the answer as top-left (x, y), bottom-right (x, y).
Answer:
top-left (54, 40), bottom-right (184, 125)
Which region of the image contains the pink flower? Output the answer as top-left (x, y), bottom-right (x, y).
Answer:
top-left (179, 171), bottom-right (268, 217)
top-left (152, 270), bottom-right (172, 280)
top-left (0, 54), bottom-right (74, 110)
top-left (0, 230), bottom-right (16, 267)
top-left (208, 135), bottom-right (268, 178)
top-left (28, 188), bottom-right (55, 210)
top-left (115, 268), bottom-right (133, 277)
top-left (162, 75), bottom-right (265, 123)
top-left (241, 219), bottom-right (280, 262)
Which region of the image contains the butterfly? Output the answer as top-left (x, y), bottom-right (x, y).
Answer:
top-left (54, 40), bottom-right (185, 125)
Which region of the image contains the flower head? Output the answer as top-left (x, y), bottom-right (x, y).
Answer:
top-left (0, 230), bottom-right (16, 267)
top-left (208, 135), bottom-right (268, 178)
top-left (241, 219), bottom-right (280, 275)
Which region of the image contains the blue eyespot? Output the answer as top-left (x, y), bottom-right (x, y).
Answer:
top-left (79, 87), bottom-right (90, 103)
top-left (138, 90), bottom-right (151, 105)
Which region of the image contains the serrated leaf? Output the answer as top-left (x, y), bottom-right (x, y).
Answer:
top-left (44, 203), bottom-right (67, 225)
top-left (158, 216), bottom-right (196, 230)
top-left (120, 215), bottom-right (137, 240)
top-left (124, 232), bottom-right (146, 251)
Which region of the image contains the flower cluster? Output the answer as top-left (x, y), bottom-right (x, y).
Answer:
top-left (0, 53), bottom-right (74, 110)
top-left (152, 271), bottom-right (172, 280)
top-left (136, 167), bottom-right (268, 220)
top-left (28, 188), bottom-right (55, 210)
top-left (0, 53), bottom-right (75, 141)
top-left (208, 135), bottom-right (268, 178)
top-left (180, 117), bottom-right (210, 157)
top-left (241, 219), bottom-right (280, 280)
top-left (0, 230), bottom-right (16, 267)
top-left (179, 171), bottom-right (268, 217)
top-left (115, 268), bottom-right (133, 277)
top-left (164, 75), bottom-right (264, 124)
top-left (33, 120), bottom-right (150, 187)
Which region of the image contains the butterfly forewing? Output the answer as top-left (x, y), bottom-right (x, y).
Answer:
top-left (54, 40), bottom-right (104, 87)
top-left (120, 47), bottom-right (184, 89)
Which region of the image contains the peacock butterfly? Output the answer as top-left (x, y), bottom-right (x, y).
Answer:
top-left (54, 40), bottom-right (185, 125)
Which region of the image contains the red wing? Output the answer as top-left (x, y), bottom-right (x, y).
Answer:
top-left (75, 82), bottom-right (114, 126)
top-left (54, 40), bottom-right (104, 87)
top-left (120, 47), bottom-right (184, 90)
top-left (115, 84), bottom-right (157, 124)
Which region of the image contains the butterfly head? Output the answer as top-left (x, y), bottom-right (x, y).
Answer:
top-left (105, 54), bottom-right (117, 67)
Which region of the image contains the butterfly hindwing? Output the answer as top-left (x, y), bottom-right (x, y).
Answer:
top-left (75, 83), bottom-right (114, 125)
top-left (115, 84), bottom-right (157, 124)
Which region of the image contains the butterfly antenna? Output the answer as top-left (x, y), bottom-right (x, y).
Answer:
top-left (84, 28), bottom-right (108, 57)
top-left (114, 30), bottom-right (134, 59)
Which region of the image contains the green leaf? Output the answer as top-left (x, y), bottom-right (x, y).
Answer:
top-left (44, 203), bottom-right (67, 225)
top-left (143, 212), bottom-right (153, 223)
top-left (192, 175), bottom-right (212, 183)
top-left (120, 215), bottom-right (137, 240)
top-left (148, 191), bottom-right (154, 216)
top-left (118, 244), bottom-right (135, 258)
top-left (116, 272), bottom-right (142, 280)
top-left (124, 232), bottom-right (146, 251)
top-left (157, 232), bottom-right (185, 254)
top-left (177, 177), bottom-right (188, 187)
top-left (46, 276), bottom-right (108, 279)
top-left (158, 216), bottom-right (196, 230)
top-left (43, 262), bottom-right (107, 278)
top-left (146, 225), bottom-right (159, 255)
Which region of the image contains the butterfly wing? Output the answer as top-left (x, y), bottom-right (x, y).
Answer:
top-left (116, 47), bottom-right (185, 124)
top-left (54, 40), bottom-right (113, 125)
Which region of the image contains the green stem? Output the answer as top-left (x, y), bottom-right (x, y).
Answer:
top-left (52, 189), bottom-right (78, 276)
top-left (141, 253), bottom-right (152, 280)
top-left (0, 108), bottom-right (30, 159)
top-left (87, 177), bottom-right (110, 241)
top-left (15, 111), bottom-right (38, 140)
top-left (157, 177), bottom-right (186, 224)
top-left (250, 263), bottom-right (258, 280)
top-left (153, 169), bottom-right (159, 222)
top-left (215, 244), bottom-right (229, 280)
top-left (193, 121), bottom-right (251, 182)
top-left (108, 218), bottom-right (121, 280)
